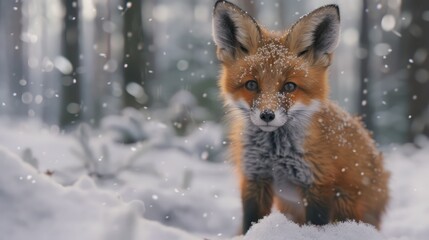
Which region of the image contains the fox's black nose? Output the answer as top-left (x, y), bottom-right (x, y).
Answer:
top-left (260, 110), bottom-right (275, 123)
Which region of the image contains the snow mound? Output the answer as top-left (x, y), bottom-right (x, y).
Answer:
top-left (382, 140), bottom-right (429, 240)
top-left (0, 145), bottom-right (199, 240)
top-left (244, 212), bottom-right (383, 240)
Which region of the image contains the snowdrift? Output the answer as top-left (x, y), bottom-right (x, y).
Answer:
top-left (0, 146), bottom-right (199, 240)
top-left (244, 212), bottom-right (382, 240)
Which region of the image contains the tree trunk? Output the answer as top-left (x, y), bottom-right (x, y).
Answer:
top-left (122, 0), bottom-right (146, 108)
top-left (402, 0), bottom-right (429, 141)
top-left (59, 0), bottom-right (81, 128)
top-left (4, 0), bottom-right (28, 116)
top-left (139, 0), bottom-right (156, 106)
top-left (358, 0), bottom-right (374, 131)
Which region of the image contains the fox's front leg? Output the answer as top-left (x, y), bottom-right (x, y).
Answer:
top-left (305, 186), bottom-right (333, 225)
top-left (241, 177), bottom-right (273, 234)
top-left (240, 126), bottom-right (273, 233)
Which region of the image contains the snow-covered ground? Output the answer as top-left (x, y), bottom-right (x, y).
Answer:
top-left (0, 110), bottom-right (428, 240)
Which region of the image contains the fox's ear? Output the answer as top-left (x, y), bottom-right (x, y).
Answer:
top-left (212, 0), bottom-right (261, 63)
top-left (286, 5), bottom-right (340, 66)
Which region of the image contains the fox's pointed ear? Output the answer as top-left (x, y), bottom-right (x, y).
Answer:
top-left (286, 5), bottom-right (340, 66)
top-left (212, 0), bottom-right (261, 63)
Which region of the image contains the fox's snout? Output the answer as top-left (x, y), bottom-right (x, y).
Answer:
top-left (260, 109), bottom-right (275, 123)
top-left (247, 92), bottom-right (291, 131)
top-left (249, 107), bottom-right (288, 132)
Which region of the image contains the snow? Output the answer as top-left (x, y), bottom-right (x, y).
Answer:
top-left (244, 212), bottom-right (383, 240)
top-left (0, 145), bottom-right (198, 240)
top-left (382, 139), bottom-right (429, 240)
top-left (0, 114), bottom-right (428, 239)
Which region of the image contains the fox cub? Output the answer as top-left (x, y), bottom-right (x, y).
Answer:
top-left (212, 0), bottom-right (389, 234)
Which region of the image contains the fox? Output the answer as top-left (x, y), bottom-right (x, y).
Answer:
top-left (212, 0), bottom-right (389, 234)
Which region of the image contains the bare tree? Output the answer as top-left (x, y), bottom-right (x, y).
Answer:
top-left (358, 0), bottom-right (374, 131)
top-left (59, 0), bottom-right (81, 128)
top-left (3, 0), bottom-right (28, 116)
top-left (138, 0), bottom-right (156, 106)
top-left (402, 0), bottom-right (429, 141)
top-left (122, 0), bottom-right (146, 109)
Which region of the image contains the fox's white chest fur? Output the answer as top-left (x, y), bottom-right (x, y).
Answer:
top-left (241, 101), bottom-right (321, 191)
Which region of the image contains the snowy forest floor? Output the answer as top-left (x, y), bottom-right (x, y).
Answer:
top-left (0, 109), bottom-right (428, 240)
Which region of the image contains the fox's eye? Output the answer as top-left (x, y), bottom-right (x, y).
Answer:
top-left (284, 82), bottom-right (297, 93)
top-left (245, 80), bottom-right (258, 91)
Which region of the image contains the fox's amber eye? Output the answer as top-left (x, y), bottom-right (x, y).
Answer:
top-left (245, 80), bottom-right (258, 91)
top-left (283, 82), bottom-right (297, 93)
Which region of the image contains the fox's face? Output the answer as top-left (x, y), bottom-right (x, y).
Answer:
top-left (212, 1), bottom-right (340, 132)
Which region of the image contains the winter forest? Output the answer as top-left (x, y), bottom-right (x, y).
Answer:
top-left (0, 0), bottom-right (428, 239)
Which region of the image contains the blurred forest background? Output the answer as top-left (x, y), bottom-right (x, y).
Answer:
top-left (0, 0), bottom-right (428, 145)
